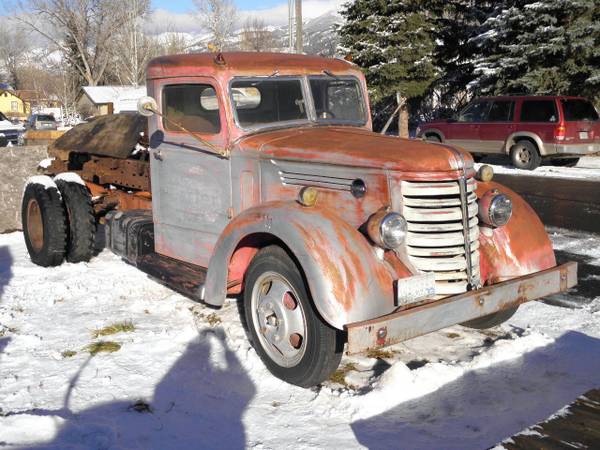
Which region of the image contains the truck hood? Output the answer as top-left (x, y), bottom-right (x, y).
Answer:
top-left (240, 126), bottom-right (473, 174)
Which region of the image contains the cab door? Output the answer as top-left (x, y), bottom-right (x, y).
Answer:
top-left (148, 78), bottom-right (231, 268)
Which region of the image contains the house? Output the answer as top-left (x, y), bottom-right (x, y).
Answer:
top-left (76, 86), bottom-right (147, 118)
top-left (16, 90), bottom-right (61, 112)
top-left (0, 90), bottom-right (30, 119)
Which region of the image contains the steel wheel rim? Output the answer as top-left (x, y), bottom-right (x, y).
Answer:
top-left (27, 199), bottom-right (44, 252)
top-left (516, 146), bottom-right (531, 164)
top-left (250, 271), bottom-right (307, 368)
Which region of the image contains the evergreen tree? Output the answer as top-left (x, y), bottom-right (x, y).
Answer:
top-left (471, 0), bottom-right (600, 103)
top-left (338, 0), bottom-right (437, 136)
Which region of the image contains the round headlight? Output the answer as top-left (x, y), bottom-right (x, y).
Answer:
top-left (367, 209), bottom-right (407, 249)
top-left (479, 190), bottom-right (512, 227)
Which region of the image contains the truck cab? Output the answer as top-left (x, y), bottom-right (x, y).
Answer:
top-left (24, 53), bottom-right (576, 387)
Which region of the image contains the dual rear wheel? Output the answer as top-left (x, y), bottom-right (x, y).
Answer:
top-left (22, 175), bottom-right (95, 267)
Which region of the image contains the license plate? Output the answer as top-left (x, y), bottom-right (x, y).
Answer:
top-left (395, 272), bottom-right (436, 307)
top-left (579, 131), bottom-right (589, 139)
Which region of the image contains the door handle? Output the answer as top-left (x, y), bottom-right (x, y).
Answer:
top-left (153, 150), bottom-right (163, 161)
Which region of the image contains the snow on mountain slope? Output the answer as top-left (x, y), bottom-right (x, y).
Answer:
top-left (0, 228), bottom-right (598, 449)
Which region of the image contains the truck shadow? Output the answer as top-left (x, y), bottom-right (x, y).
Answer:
top-left (352, 331), bottom-right (600, 450)
top-left (544, 249), bottom-right (600, 307)
top-left (19, 328), bottom-right (255, 450)
top-left (0, 246), bottom-right (13, 303)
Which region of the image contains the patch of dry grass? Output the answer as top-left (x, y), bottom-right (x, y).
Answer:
top-left (61, 350), bottom-right (77, 358)
top-left (85, 341), bottom-right (121, 355)
top-left (366, 348), bottom-right (394, 359)
top-left (329, 362), bottom-right (358, 388)
top-left (92, 321), bottom-right (135, 338)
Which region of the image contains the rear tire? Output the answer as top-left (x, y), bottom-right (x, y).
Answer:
top-left (461, 306), bottom-right (518, 329)
top-left (510, 140), bottom-right (541, 170)
top-left (243, 245), bottom-right (344, 387)
top-left (22, 179), bottom-right (67, 267)
top-left (55, 177), bottom-right (96, 263)
top-left (552, 158), bottom-right (579, 167)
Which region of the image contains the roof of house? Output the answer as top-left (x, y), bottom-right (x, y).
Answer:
top-left (80, 86), bottom-right (147, 113)
top-left (0, 89), bottom-right (23, 99)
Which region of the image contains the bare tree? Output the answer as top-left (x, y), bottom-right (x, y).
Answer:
top-left (193, 0), bottom-right (236, 51)
top-left (240, 17), bottom-right (274, 52)
top-left (106, 0), bottom-right (152, 86)
top-left (14, 0), bottom-right (148, 86)
top-left (0, 25), bottom-right (30, 89)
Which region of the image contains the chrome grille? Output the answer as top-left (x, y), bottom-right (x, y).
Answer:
top-left (401, 178), bottom-right (480, 296)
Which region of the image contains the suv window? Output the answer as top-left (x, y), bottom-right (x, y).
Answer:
top-left (458, 101), bottom-right (490, 123)
top-left (36, 115), bottom-right (55, 122)
top-left (520, 100), bottom-right (558, 122)
top-left (561, 99), bottom-right (599, 122)
top-left (162, 84), bottom-right (221, 134)
top-left (486, 100), bottom-right (514, 122)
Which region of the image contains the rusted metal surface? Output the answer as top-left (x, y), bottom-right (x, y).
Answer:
top-left (346, 262), bottom-right (577, 354)
top-left (204, 201), bottom-right (404, 330)
top-left (50, 114), bottom-right (147, 159)
top-left (502, 389), bottom-right (600, 449)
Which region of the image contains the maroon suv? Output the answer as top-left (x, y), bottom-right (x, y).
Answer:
top-left (417, 95), bottom-right (600, 170)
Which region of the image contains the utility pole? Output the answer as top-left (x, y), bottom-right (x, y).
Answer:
top-left (288, 0), bottom-right (293, 52)
top-left (295, 0), bottom-right (302, 53)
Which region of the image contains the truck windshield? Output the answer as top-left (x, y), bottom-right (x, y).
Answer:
top-left (231, 78), bottom-right (308, 129)
top-left (309, 76), bottom-right (366, 123)
top-left (561, 99), bottom-right (599, 122)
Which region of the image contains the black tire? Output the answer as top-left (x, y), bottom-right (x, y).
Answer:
top-left (243, 245), bottom-right (344, 387)
top-left (552, 158), bottom-right (579, 167)
top-left (510, 140), bottom-right (541, 170)
top-left (22, 179), bottom-right (67, 267)
top-left (461, 306), bottom-right (518, 329)
top-left (55, 178), bottom-right (96, 263)
top-left (425, 134), bottom-right (442, 143)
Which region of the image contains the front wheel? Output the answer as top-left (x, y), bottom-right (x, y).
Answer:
top-left (243, 246), bottom-right (344, 387)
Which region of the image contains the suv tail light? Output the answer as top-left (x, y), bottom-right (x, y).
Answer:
top-left (554, 124), bottom-right (566, 141)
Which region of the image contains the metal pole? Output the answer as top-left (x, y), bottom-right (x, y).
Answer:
top-left (295, 0), bottom-right (302, 53)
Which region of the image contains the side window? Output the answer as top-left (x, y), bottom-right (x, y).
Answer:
top-left (487, 101), bottom-right (514, 122)
top-left (458, 101), bottom-right (490, 123)
top-left (162, 84), bottom-right (221, 134)
top-left (520, 100), bottom-right (558, 122)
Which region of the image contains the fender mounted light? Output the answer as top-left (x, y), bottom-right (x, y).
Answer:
top-left (478, 189), bottom-right (512, 227)
top-left (476, 164), bottom-right (494, 182)
top-left (298, 186), bottom-right (318, 207)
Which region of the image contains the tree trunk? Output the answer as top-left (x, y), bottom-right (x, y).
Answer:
top-left (397, 92), bottom-right (409, 138)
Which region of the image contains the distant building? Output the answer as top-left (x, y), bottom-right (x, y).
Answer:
top-left (76, 86), bottom-right (147, 118)
top-left (16, 90), bottom-right (61, 112)
top-left (0, 89), bottom-right (30, 119)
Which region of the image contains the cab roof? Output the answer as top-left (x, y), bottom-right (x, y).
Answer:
top-left (147, 52), bottom-right (361, 80)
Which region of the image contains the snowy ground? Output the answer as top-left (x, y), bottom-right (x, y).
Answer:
top-left (0, 228), bottom-right (599, 449)
top-left (476, 155), bottom-right (600, 181)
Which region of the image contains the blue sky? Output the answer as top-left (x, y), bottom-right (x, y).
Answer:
top-left (152, 0), bottom-right (285, 13)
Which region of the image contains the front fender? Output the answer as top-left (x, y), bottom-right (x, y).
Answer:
top-left (204, 201), bottom-right (398, 329)
top-left (477, 181), bottom-right (556, 284)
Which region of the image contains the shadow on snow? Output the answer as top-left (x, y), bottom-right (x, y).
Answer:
top-left (352, 330), bottom-right (600, 450)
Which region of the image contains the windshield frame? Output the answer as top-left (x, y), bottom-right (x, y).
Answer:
top-left (307, 75), bottom-right (368, 126)
top-left (229, 74), bottom-right (368, 132)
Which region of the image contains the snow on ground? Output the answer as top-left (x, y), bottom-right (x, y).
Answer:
top-left (0, 229), bottom-right (599, 449)
top-left (475, 155), bottom-right (600, 181)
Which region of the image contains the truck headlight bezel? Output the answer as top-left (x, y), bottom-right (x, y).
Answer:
top-left (367, 209), bottom-right (407, 249)
top-left (479, 190), bottom-right (513, 227)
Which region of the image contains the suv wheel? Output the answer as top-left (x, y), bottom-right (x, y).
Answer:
top-left (243, 246), bottom-right (344, 387)
top-left (510, 140), bottom-right (541, 170)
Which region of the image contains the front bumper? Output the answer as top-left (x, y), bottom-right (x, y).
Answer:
top-left (346, 262), bottom-right (577, 354)
top-left (555, 142), bottom-right (600, 155)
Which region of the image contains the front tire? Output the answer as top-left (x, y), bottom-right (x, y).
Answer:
top-left (510, 140), bottom-right (541, 170)
top-left (461, 306), bottom-right (518, 329)
top-left (55, 177), bottom-right (96, 263)
top-left (243, 246), bottom-right (344, 387)
top-left (22, 178), bottom-right (67, 267)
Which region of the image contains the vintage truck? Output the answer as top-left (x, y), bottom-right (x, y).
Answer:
top-left (22, 53), bottom-right (577, 387)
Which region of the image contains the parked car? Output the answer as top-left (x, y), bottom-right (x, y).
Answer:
top-left (27, 113), bottom-right (58, 131)
top-left (0, 111), bottom-right (25, 146)
top-left (23, 53), bottom-right (576, 387)
top-left (417, 95), bottom-right (600, 170)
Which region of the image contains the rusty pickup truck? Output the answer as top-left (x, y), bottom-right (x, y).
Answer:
top-left (22, 52), bottom-right (576, 387)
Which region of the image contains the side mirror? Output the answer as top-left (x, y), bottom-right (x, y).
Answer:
top-left (137, 96), bottom-right (158, 117)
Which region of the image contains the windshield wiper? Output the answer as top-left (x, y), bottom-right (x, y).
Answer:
top-left (322, 70), bottom-right (340, 80)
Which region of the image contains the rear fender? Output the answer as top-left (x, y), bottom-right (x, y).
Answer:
top-left (204, 201), bottom-right (400, 329)
top-left (477, 181), bottom-right (556, 284)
